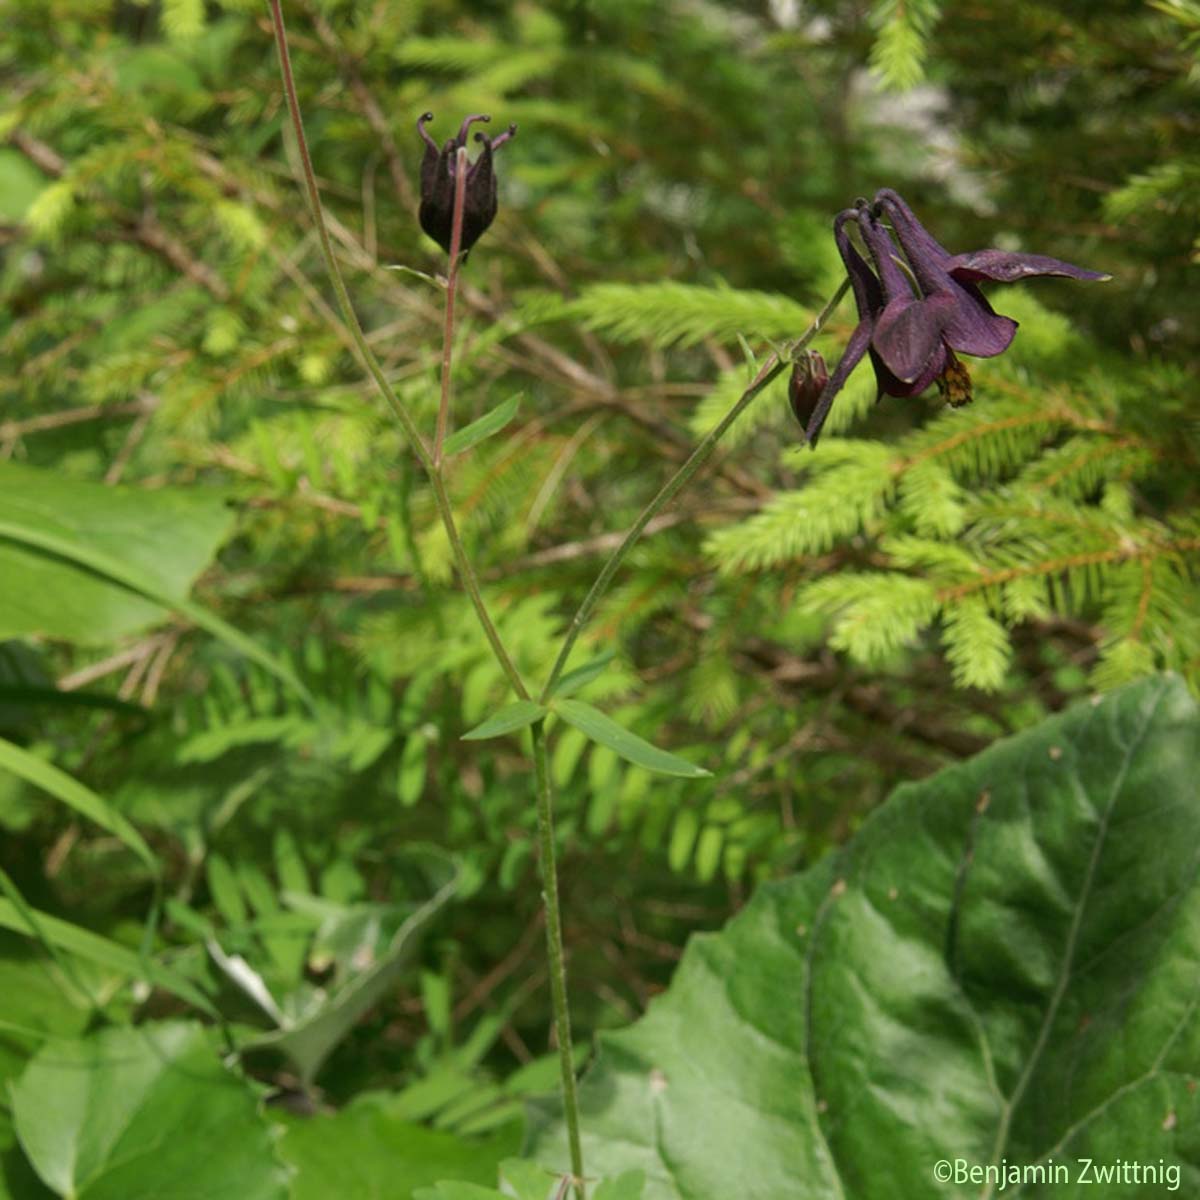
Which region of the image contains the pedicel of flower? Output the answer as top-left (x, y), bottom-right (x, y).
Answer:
top-left (417, 112), bottom-right (517, 257)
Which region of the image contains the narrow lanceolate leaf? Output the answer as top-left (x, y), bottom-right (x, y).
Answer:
top-left (462, 700), bottom-right (547, 741)
top-left (547, 651), bottom-right (615, 699)
top-left (443, 394), bottom-right (521, 457)
top-left (552, 699), bottom-right (710, 779)
top-left (531, 675), bottom-right (1200, 1199)
top-left (0, 737), bottom-right (157, 873)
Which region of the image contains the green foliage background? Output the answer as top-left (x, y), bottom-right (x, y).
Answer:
top-left (0, 0), bottom-right (1198, 1193)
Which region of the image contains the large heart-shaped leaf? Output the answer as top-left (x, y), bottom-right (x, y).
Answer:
top-left (9, 1021), bottom-right (288, 1200)
top-left (530, 675), bottom-right (1200, 1198)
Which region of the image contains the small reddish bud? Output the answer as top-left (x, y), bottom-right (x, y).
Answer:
top-left (788, 350), bottom-right (829, 436)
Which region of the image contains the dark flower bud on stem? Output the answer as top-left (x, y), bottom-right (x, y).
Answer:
top-left (788, 351), bottom-right (829, 431)
top-left (417, 111), bottom-right (517, 257)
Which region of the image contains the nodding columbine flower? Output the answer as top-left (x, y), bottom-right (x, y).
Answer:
top-left (799, 189), bottom-right (1108, 448)
top-left (800, 206), bottom-right (953, 446)
top-left (417, 112), bottom-right (517, 257)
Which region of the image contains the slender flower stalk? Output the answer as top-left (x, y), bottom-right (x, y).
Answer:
top-left (266, 0), bottom-right (529, 700)
top-left (434, 144), bottom-right (468, 466)
top-left (540, 276), bottom-right (851, 700)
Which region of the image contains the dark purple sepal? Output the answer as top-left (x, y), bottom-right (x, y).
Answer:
top-left (801, 317), bottom-right (873, 449)
top-left (946, 249), bottom-right (1111, 284)
top-left (872, 192), bottom-right (1018, 360)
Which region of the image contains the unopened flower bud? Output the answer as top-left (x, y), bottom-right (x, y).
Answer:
top-left (788, 350), bottom-right (829, 435)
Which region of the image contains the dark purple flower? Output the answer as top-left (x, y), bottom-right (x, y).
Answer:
top-left (799, 191), bottom-right (1108, 447)
top-left (417, 112), bottom-right (517, 256)
top-left (800, 207), bottom-right (960, 446)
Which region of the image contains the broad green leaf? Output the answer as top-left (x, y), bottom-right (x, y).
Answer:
top-left (0, 739), bottom-right (156, 873)
top-left (0, 897), bottom-right (215, 1017)
top-left (462, 701), bottom-right (547, 741)
top-left (443, 394), bottom-right (522, 457)
top-left (532, 676), bottom-right (1200, 1198)
top-left (278, 1091), bottom-right (520, 1200)
top-left (10, 1021), bottom-right (288, 1200)
top-left (546, 651), bottom-right (615, 699)
top-left (0, 1107), bottom-right (53, 1200)
top-left (497, 1159), bottom-right (559, 1200)
top-left (0, 937), bottom-right (93, 1085)
top-left (243, 849), bottom-right (460, 1083)
top-left (0, 462), bottom-right (231, 644)
top-left (0, 463), bottom-right (310, 703)
top-left (498, 1159), bottom-right (648, 1200)
top-left (552, 700), bottom-right (710, 779)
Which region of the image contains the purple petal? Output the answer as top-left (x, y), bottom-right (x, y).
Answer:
top-left (871, 198), bottom-right (1019, 359)
top-left (485, 123), bottom-right (518, 152)
top-left (872, 189), bottom-right (955, 267)
top-left (946, 248), bottom-right (1111, 283)
top-left (858, 210), bottom-right (919, 305)
top-left (941, 281), bottom-right (1018, 358)
top-left (833, 210), bottom-right (883, 323)
top-left (803, 318), bottom-right (873, 449)
top-left (872, 291), bottom-right (955, 384)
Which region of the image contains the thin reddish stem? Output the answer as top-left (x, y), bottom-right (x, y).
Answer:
top-left (434, 145), bottom-right (468, 467)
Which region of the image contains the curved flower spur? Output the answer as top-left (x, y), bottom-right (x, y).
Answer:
top-left (797, 190), bottom-right (1109, 447)
top-left (417, 112), bottom-right (517, 256)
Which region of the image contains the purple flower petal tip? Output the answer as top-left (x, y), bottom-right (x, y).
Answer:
top-left (946, 249), bottom-right (1110, 284)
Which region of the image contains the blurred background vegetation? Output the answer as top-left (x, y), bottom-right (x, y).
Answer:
top-left (1, 0), bottom-right (1197, 1119)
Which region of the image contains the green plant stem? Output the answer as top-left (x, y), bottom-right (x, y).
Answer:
top-left (267, 0), bottom-right (529, 700)
top-left (531, 718), bottom-right (586, 1199)
top-left (540, 275), bottom-right (851, 700)
top-left (433, 145), bottom-right (468, 467)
